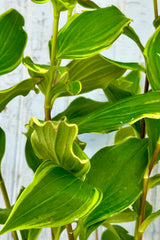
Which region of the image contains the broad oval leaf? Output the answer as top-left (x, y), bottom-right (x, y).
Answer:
top-left (56, 6), bottom-right (131, 59)
top-left (85, 138), bottom-right (148, 227)
top-left (144, 26), bottom-right (160, 90)
top-left (53, 92), bottom-right (160, 134)
top-left (0, 78), bottom-right (39, 112)
top-left (0, 160), bottom-right (102, 234)
top-left (103, 209), bottom-right (137, 224)
top-left (0, 9), bottom-right (27, 75)
top-left (114, 126), bottom-right (139, 145)
top-left (29, 117), bottom-right (90, 178)
top-left (0, 127), bottom-right (5, 165)
top-left (67, 55), bottom-right (144, 94)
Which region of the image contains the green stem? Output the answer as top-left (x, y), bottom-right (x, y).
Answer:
top-left (50, 3), bottom-right (60, 66)
top-left (66, 224), bottom-right (75, 240)
top-left (137, 139), bottom-right (160, 240)
top-left (153, 0), bottom-right (158, 20)
top-left (0, 171), bottom-right (19, 240)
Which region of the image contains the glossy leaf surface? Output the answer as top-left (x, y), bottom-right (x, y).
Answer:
top-left (29, 117), bottom-right (90, 178)
top-left (85, 138), bottom-right (148, 227)
top-left (54, 92), bottom-right (160, 134)
top-left (114, 126), bottom-right (139, 144)
top-left (53, 97), bottom-right (108, 122)
top-left (0, 78), bottom-right (38, 112)
top-left (102, 225), bottom-right (134, 240)
top-left (144, 26), bottom-right (160, 90)
top-left (57, 6), bottom-right (131, 59)
top-left (67, 55), bottom-right (143, 94)
top-left (0, 127), bottom-right (5, 165)
top-left (0, 161), bottom-right (102, 234)
top-left (0, 9), bottom-right (27, 75)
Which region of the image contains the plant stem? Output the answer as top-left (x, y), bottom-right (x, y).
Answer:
top-left (66, 224), bottom-right (75, 240)
top-left (94, 228), bottom-right (99, 240)
top-left (137, 139), bottom-right (160, 240)
top-left (153, 0), bottom-right (158, 20)
top-left (50, 3), bottom-right (60, 66)
top-left (0, 171), bottom-right (19, 240)
top-left (51, 228), bottom-right (55, 240)
top-left (68, 8), bottom-right (73, 20)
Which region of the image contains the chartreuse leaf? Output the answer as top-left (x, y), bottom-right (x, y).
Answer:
top-left (0, 9), bottom-right (27, 75)
top-left (77, 0), bottom-right (99, 9)
top-left (144, 26), bottom-right (160, 90)
top-left (0, 78), bottom-right (38, 112)
top-left (67, 55), bottom-right (144, 94)
top-left (139, 210), bottom-right (160, 234)
top-left (57, 6), bottom-right (131, 59)
top-left (54, 92), bottom-right (160, 134)
top-left (29, 117), bottom-right (90, 178)
top-left (115, 126), bottom-right (139, 144)
top-left (101, 225), bottom-right (134, 240)
top-left (0, 127), bottom-right (5, 165)
top-left (31, 0), bottom-right (50, 3)
top-left (28, 229), bottom-right (42, 240)
top-left (0, 160), bottom-right (102, 234)
top-left (103, 209), bottom-right (137, 224)
top-left (84, 138), bottom-right (148, 228)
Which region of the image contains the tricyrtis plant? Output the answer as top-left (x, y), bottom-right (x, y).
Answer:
top-left (0, 0), bottom-right (160, 240)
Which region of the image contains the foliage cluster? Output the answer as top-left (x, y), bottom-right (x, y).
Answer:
top-left (0, 0), bottom-right (160, 240)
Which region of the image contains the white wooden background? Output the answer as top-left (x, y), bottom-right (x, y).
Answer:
top-left (0, 0), bottom-right (160, 239)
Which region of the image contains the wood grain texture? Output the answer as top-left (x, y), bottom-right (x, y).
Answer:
top-left (0, 0), bottom-right (159, 239)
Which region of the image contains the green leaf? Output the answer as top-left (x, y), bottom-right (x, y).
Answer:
top-left (29, 117), bottom-right (90, 178)
top-left (103, 209), bottom-right (137, 224)
top-left (57, 6), bottom-right (131, 59)
top-left (101, 225), bottom-right (134, 240)
top-left (0, 160), bottom-right (102, 234)
top-left (0, 9), bottom-right (27, 75)
top-left (67, 55), bottom-right (144, 94)
top-left (146, 119), bottom-right (160, 161)
top-left (0, 78), bottom-right (39, 112)
top-left (53, 96), bottom-right (108, 122)
top-left (132, 198), bottom-right (153, 219)
top-left (144, 26), bottom-right (160, 90)
top-left (139, 210), bottom-right (160, 233)
top-left (52, 0), bottom-right (77, 11)
top-left (25, 137), bottom-right (43, 172)
top-left (77, 92), bottom-right (160, 134)
top-left (115, 126), bottom-right (139, 145)
top-left (54, 92), bottom-right (160, 134)
top-left (28, 229), bottom-right (42, 240)
top-left (123, 26), bottom-right (144, 52)
top-left (23, 57), bottom-right (71, 99)
top-left (84, 138), bottom-right (148, 227)
top-left (31, 0), bottom-right (50, 3)
top-left (148, 174), bottom-right (160, 189)
top-left (104, 70), bottom-right (141, 103)
top-left (0, 208), bottom-right (12, 225)
top-left (66, 80), bottom-right (82, 95)
top-left (77, 0), bottom-right (100, 9)
top-left (153, 16), bottom-right (160, 28)
top-left (0, 127), bottom-right (5, 165)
